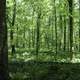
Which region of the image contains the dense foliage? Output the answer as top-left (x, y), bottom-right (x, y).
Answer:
top-left (5, 0), bottom-right (80, 79)
top-left (7, 0), bottom-right (80, 62)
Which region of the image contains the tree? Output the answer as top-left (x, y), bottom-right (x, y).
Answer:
top-left (0, 0), bottom-right (8, 79)
top-left (59, 0), bottom-right (63, 51)
top-left (68, 0), bottom-right (73, 59)
top-left (10, 0), bottom-right (16, 54)
top-left (64, 15), bottom-right (67, 51)
top-left (36, 8), bottom-right (41, 60)
top-left (79, 0), bottom-right (80, 51)
top-left (54, 0), bottom-right (57, 60)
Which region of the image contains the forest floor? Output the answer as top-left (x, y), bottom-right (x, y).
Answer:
top-left (9, 61), bottom-right (80, 80)
top-left (8, 49), bottom-right (80, 80)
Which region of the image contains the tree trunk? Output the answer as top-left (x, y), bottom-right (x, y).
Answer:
top-left (28, 29), bottom-right (31, 49)
top-left (68, 0), bottom-right (73, 59)
top-left (79, 0), bottom-right (80, 51)
top-left (64, 15), bottom-right (67, 51)
top-left (59, 15), bottom-right (63, 50)
top-left (36, 9), bottom-right (41, 60)
top-left (10, 0), bottom-right (16, 54)
top-left (0, 0), bottom-right (8, 79)
top-left (23, 26), bottom-right (25, 48)
top-left (54, 0), bottom-right (57, 61)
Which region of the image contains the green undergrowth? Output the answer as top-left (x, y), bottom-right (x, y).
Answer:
top-left (9, 61), bottom-right (80, 80)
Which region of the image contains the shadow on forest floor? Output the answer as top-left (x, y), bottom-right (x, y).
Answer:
top-left (9, 61), bottom-right (80, 80)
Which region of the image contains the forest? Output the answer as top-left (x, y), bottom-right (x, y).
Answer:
top-left (0, 0), bottom-right (80, 80)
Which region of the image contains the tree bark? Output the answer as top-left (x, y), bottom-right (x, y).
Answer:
top-left (10, 0), bottom-right (16, 54)
top-left (0, 0), bottom-right (8, 79)
top-left (64, 15), bottom-right (67, 51)
top-left (79, 0), bottom-right (80, 51)
top-left (54, 0), bottom-right (57, 61)
top-left (59, 15), bottom-right (63, 50)
top-left (36, 9), bottom-right (41, 60)
top-left (68, 0), bottom-right (73, 59)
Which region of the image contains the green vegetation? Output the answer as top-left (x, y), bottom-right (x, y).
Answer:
top-left (7, 0), bottom-right (80, 62)
top-left (0, 0), bottom-right (80, 80)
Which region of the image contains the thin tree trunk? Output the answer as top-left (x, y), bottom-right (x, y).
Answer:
top-left (51, 16), bottom-right (54, 48)
top-left (64, 15), bottom-right (67, 51)
top-left (54, 0), bottom-right (57, 60)
top-left (28, 29), bottom-right (31, 49)
top-left (36, 9), bottom-right (41, 60)
top-left (32, 9), bottom-right (35, 48)
top-left (16, 27), bottom-right (18, 48)
top-left (79, 0), bottom-right (80, 51)
top-left (68, 0), bottom-right (73, 59)
top-left (10, 0), bottom-right (16, 54)
top-left (59, 15), bottom-right (63, 50)
top-left (23, 26), bottom-right (25, 48)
